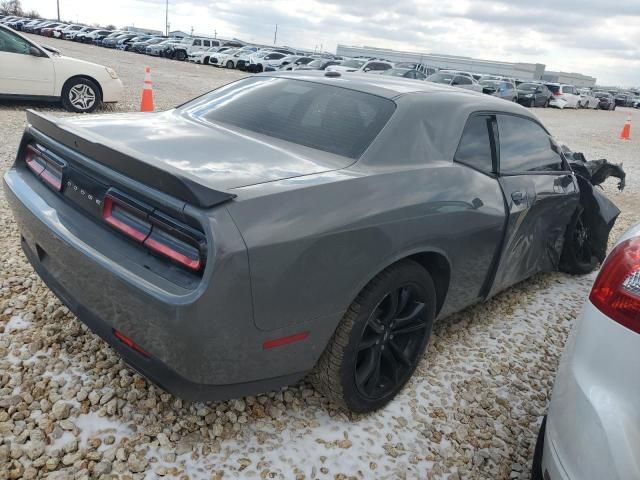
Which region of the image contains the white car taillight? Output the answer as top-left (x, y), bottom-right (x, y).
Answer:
top-left (590, 237), bottom-right (640, 334)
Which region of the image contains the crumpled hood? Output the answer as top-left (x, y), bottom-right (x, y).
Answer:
top-left (63, 110), bottom-right (352, 191)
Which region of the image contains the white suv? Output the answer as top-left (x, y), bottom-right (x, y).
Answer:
top-left (172, 37), bottom-right (222, 61)
top-left (326, 59), bottom-right (393, 74)
top-left (0, 24), bottom-right (123, 112)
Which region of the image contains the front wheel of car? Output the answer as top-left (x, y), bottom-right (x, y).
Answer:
top-left (310, 260), bottom-right (437, 413)
top-left (529, 98), bottom-right (535, 108)
top-left (61, 77), bottom-right (102, 113)
top-left (226, 60), bottom-right (234, 68)
top-left (175, 50), bottom-right (187, 61)
top-left (559, 206), bottom-right (599, 275)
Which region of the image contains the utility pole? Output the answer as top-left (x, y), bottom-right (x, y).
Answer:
top-left (273, 24), bottom-right (278, 45)
top-left (56, 0), bottom-right (60, 21)
top-left (165, 0), bottom-right (169, 37)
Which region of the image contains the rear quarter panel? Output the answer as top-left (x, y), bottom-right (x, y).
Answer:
top-left (227, 163), bottom-right (506, 331)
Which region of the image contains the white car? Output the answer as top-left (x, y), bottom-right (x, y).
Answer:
top-left (326, 59), bottom-right (393, 74)
top-left (533, 222), bottom-right (640, 480)
top-left (214, 48), bottom-right (240, 68)
top-left (578, 89), bottom-right (599, 109)
top-left (0, 24), bottom-right (123, 112)
top-left (221, 46), bottom-right (258, 69)
top-left (64, 26), bottom-right (94, 41)
top-left (440, 69), bottom-right (476, 80)
top-left (426, 72), bottom-right (483, 92)
top-left (547, 83), bottom-right (581, 109)
top-left (53, 24), bottom-right (83, 39)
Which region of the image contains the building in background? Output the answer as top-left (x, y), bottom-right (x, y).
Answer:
top-left (541, 71), bottom-right (597, 88)
top-left (336, 45), bottom-right (546, 81)
top-left (336, 45), bottom-right (595, 86)
top-left (124, 26), bottom-right (163, 36)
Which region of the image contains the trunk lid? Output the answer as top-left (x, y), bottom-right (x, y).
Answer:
top-left (27, 110), bottom-right (351, 207)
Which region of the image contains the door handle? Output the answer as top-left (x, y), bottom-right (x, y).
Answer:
top-left (511, 191), bottom-right (526, 205)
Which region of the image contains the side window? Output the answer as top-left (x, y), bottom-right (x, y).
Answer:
top-left (497, 115), bottom-right (565, 173)
top-left (416, 71), bottom-right (426, 80)
top-left (458, 76), bottom-right (472, 85)
top-left (203, 40), bottom-right (210, 47)
top-left (193, 39), bottom-right (201, 46)
top-left (0, 28), bottom-right (32, 54)
top-left (454, 115), bottom-right (494, 174)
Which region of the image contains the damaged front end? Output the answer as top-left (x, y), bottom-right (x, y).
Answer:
top-left (560, 146), bottom-right (624, 272)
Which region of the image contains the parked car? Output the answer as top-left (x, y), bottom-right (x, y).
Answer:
top-left (532, 222), bottom-right (639, 480)
top-left (82, 29), bottom-right (114, 44)
top-left (188, 46), bottom-right (219, 64)
top-left (293, 58), bottom-right (342, 71)
top-left (426, 72), bottom-right (483, 92)
top-left (395, 62), bottom-right (437, 76)
top-left (614, 93), bottom-right (633, 108)
top-left (0, 24), bottom-right (122, 112)
top-left (36, 22), bottom-right (65, 35)
top-left (278, 56), bottom-right (315, 71)
top-left (326, 59), bottom-right (393, 74)
top-left (77, 29), bottom-right (111, 44)
top-left (53, 24), bottom-right (83, 39)
top-left (220, 46), bottom-right (259, 69)
top-left (633, 97), bottom-right (640, 108)
top-left (592, 91), bottom-right (616, 110)
top-left (22, 20), bottom-right (49, 33)
top-left (41, 24), bottom-right (66, 37)
top-left (64, 26), bottom-right (95, 41)
top-left (116, 35), bottom-right (153, 51)
top-left (546, 83), bottom-right (581, 109)
top-left (171, 37), bottom-right (220, 61)
top-left (227, 46), bottom-right (259, 70)
top-left (577, 89), bottom-right (599, 109)
top-left (145, 38), bottom-right (179, 56)
top-left (102, 33), bottom-right (136, 48)
top-left (3, 72), bottom-right (618, 413)
top-left (480, 79), bottom-right (517, 101)
top-left (440, 70), bottom-right (476, 80)
top-left (381, 68), bottom-right (427, 80)
top-left (516, 82), bottom-right (551, 108)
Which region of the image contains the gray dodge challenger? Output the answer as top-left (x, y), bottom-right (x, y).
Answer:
top-left (4, 72), bottom-right (621, 412)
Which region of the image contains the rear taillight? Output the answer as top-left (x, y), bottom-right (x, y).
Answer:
top-left (553, 91), bottom-right (562, 96)
top-left (25, 145), bottom-right (65, 191)
top-left (101, 189), bottom-right (206, 272)
top-left (589, 237), bottom-right (640, 334)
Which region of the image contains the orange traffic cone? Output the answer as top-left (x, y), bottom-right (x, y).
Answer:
top-left (140, 67), bottom-right (154, 112)
top-left (620, 114), bottom-right (631, 140)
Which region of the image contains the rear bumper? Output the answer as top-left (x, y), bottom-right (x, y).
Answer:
top-left (542, 301), bottom-right (640, 480)
top-left (3, 157), bottom-right (324, 400)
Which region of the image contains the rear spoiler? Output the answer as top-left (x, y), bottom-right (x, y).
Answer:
top-left (25, 110), bottom-right (236, 209)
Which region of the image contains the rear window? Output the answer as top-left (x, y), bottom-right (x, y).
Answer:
top-left (547, 84), bottom-right (560, 94)
top-left (181, 77), bottom-right (396, 159)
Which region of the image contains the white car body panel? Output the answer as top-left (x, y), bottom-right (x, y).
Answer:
top-left (0, 26), bottom-right (123, 103)
top-left (542, 224), bottom-right (640, 480)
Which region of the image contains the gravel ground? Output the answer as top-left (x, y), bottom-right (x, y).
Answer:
top-left (0, 35), bottom-right (639, 480)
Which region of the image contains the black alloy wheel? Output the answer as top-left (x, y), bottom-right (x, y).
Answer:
top-left (310, 260), bottom-right (437, 412)
top-left (354, 283), bottom-right (430, 399)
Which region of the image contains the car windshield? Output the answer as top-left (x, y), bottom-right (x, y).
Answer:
top-left (547, 85), bottom-right (560, 94)
top-left (518, 83), bottom-right (538, 91)
top-left (480, 80), bottom-right (500, 87)
top-left (341, 59), bottom-right (366, 68)
top-left (181, 77), bottom-right (396, 159)
top-left (427, 73), bottom-right (454, 84)
top-left (593, 91), bottom-right (609, 98)
top-left (306, 59), bottom-right (323, 68)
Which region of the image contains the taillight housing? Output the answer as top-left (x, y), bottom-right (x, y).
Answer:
top-left (24, 144), bottom-right (65, 191)
top-left (589, 237), bottom-right (640, 334)
top-left (101, 189), bottom-right (206, 272)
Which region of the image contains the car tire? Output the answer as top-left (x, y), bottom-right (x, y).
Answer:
top-left (310, 260), bottom-right (437, 413)
top-left (226, 60), bottom-right (234, 69)
top-left (544, 99), bottom-right (550, 108)
top-left (203, 56), bottom-right (210, 65)
top-left (61, 77), bottom-right (102, 113)
top-left (175, 50), bottom-right (187, 61)
top-left (529, 98), bottom-right (535, 108)
top-left (559, 206), bottom-right (599, 275)
top-left (531, 416), bottom-right (546, 480)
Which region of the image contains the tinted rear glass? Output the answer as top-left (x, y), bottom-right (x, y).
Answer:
top-left (547, 85), bottom-right (560, 93)
top-left (181, 77), bottom-right (396, 159)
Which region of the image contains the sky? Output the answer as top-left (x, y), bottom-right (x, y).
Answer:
top-left (20, 0), bottom-right (640, 86)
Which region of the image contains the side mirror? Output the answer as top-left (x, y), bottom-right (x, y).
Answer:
top-left (451, 80), bottom-right (459, 86)
top-left (363, 67), bottom-right (371, 72)
top-left (28, 46), bottom-right (42, 57)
